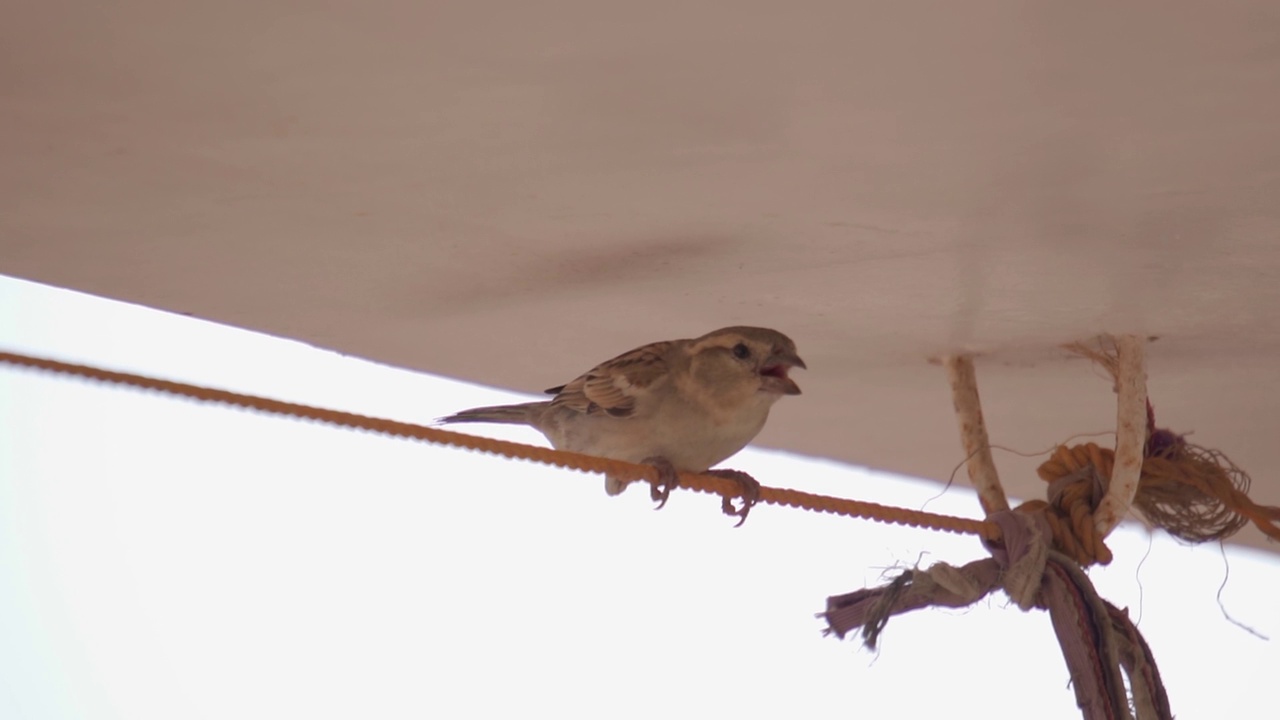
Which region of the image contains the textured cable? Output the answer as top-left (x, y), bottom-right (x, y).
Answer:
top-left (1, 350), bottom-right (998, 540)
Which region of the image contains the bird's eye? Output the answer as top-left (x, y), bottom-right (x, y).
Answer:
top-left (732, 343), bottom-right (751, 359)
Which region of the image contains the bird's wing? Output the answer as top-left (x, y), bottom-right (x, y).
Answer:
top-left (548, 341), bottom-right (675, 418)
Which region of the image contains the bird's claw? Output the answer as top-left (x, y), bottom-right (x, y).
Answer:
top-left (705, 469), bottom-right (761, 527)
top-left (642, 456), bottom-right (681, 510)
top-left (639, 459), bottom-right (760, 526)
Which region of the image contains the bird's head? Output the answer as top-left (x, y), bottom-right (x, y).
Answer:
top-left (687, 326), bottom-right (807, 400)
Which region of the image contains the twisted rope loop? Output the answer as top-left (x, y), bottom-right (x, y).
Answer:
top-left (1032, 440), bottom-right (1280, 566)
top-left (1027, 444), bottom-right (1118, 565)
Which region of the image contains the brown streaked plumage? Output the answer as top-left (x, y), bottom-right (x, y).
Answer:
top-left (439, 327), bottom-right (805, 521)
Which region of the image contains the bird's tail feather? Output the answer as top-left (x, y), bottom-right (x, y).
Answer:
top-left (437, 402), bottom-right (545, 426)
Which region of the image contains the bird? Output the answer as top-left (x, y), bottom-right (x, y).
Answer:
top-left (438, 326), bottom-right (806, 524)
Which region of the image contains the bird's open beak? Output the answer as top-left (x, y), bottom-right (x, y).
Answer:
top-left (760, 350), bottom-right (807, 395)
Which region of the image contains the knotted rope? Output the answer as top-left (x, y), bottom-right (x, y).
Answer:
top-left (6, 345), bottom-right (1268, 720)
top-left (824, 511), bottom-right (1173, 720)
top-left (1026, 437), bottom-right (1280, 566)
top-left (1018, 340), bottom-right (1280, 565)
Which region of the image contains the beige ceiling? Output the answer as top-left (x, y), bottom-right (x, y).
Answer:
top-left (5, 1), bottom-right (1279, 549)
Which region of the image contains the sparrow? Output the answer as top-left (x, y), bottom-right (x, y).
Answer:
top-left (438, 326), bottom-right (806, 524)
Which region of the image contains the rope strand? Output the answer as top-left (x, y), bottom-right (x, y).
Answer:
top-left (0, 350), bottom-right (998, 541)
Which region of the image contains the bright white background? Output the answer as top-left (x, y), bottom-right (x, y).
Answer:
top-left (1, 275), bottom-right (1276, 719)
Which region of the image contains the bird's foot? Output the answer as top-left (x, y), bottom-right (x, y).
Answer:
top-left (641, 456), bottom-right (682, 510)
top-left (704, 469), bottom-right (761, 527)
